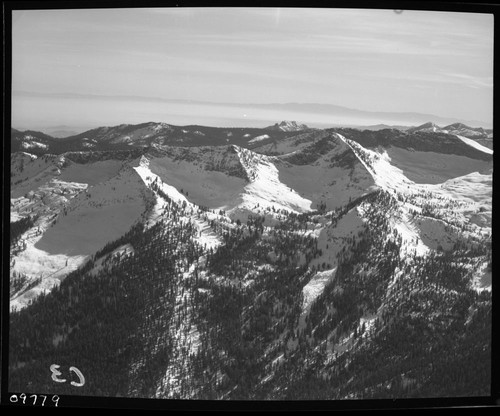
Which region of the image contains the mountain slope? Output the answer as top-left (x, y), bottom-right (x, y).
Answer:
top-left (140, 144), bottom-right (314, 219)
top-left (11, 129), bottom-right (55, 154)
top-left (10, 184), bottom-right (490, 398)
top-left (9, 152), bottom-right (154, 311)
top-left (274, 133), bottom-right (376, 211)
top-left (9, 122), bottom-right (491, 400)
top-left (59, 122), bottom-right (307, 149)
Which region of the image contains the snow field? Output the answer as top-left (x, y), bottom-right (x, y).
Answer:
top-left (233, 152), bottom-right (313, 215)
top-left (433, 170), bottom-right (492, 206)
top-left (356, 146), bottom-right (413, 191)
top-left (390, 211), bottom-right (430, 257)
top-left (455, 134), bottom-right (493, 155)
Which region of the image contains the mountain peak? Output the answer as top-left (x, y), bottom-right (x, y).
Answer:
top-left (267, 120), bottom-right (309, 132)
top-left (443, 122), bottom-right (487, 135)
top-left (407, 121), bottom-right (443, 134)
top-left (420, 121), bottom-right (439, 128)
top-left (445, 122), bottom-right (469, 130)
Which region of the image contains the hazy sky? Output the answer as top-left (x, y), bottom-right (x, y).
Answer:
top-left (11, 7), bottom-right (494, 130)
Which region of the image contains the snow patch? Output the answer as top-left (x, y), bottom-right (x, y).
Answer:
top-left (191, 216), bottom-right (222, 250)
top-left (302, 268), bottom-right (336, 312)
top-left (391, 212), bottom-right (430, 256)
top-left (231, 147), bottom-right (313, 214)
top-left (153, 122), bottom-right (170, 132)
top-left (249, 134), bottom-right (270, 143)
top-left (471, 261), bottom-right (492, 292)
top-left (21, 141), bottom-right (48, 150)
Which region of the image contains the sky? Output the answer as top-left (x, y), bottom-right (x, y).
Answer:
top-left (11, 7), bottom-right (494, 131)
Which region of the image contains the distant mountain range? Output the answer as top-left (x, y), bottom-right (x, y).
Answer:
top-left (406, 122), bottom-right (493, 150)
top-left (10, 122), bottom-right (314, 156)
top-left (407, 121), bottom-right (492, 136)
top-left (45, 126), bottom-right (83, 138)
top-left (239, 102), bottom-right (491, 128)
top-left (13, 91), bottom-right (492, 130)
top-left (11, 119), bottom-right (493, 156)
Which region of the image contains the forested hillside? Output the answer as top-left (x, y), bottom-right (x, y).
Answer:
top-left (9, 186), bottom-right (491, 399)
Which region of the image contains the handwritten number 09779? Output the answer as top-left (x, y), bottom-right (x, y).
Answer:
top-left (10, 394), bottom-right (59, 406)
top-left (50, 364), bottom-right (85, 387)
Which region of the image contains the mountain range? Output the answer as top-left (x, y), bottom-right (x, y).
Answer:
top-left (8, 119), bottom-right (492, 401)
top-left (10, 120), bottom-right (493, 156)
top-left (13, 91), bottom-right (492, 129)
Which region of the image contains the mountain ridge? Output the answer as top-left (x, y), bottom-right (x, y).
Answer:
top-left (11, 119), bottom-right (493, 158)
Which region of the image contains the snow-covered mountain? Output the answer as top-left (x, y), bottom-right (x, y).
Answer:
top-left (443, 123), bottom-right (493, 150)
top-left (9, 122), bottom-right (492, 400)
top-left (11, 122), bottom-right (314, 156)
top-left (13, 119), bottom-right (493, 154)
top-left (332, 126), bottom-right (492, 161)
top-left (266, 120), bottom-right (310, 132)
top-left (443, 122), bottom-right (491, 138)
top-left (405, 122), bottom-right (493, 150)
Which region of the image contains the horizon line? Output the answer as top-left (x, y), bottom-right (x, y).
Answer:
top-left (12, 90), bottom-right (491, 127)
